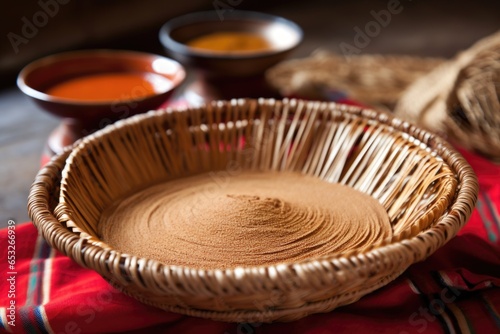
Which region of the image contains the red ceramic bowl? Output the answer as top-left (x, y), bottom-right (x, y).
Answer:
top-left (17, 49), bottom-right (186, 121)
top-left (17, 49), bottom-right (186, 154)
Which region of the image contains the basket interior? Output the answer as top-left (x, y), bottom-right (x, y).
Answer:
top-left (56, 99), bottom-right (457, 256)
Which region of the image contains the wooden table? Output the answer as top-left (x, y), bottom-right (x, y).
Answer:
top-left (1, 0), bottom-right (498, 228)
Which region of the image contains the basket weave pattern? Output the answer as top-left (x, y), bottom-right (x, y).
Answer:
top-left (266, 52), bottom-right (444, 109)
top-left (446, 48), bottom-right (500, 160)
top-left (29, 99), bottom-right (478, 322)
top-left (395, 31), bottom-right (500, 160)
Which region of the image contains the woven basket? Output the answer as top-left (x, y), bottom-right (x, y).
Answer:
top-left (446, 47), bottom-right (500, 161)
top-left (266, 51), bottom-right (444, 109)
top-left (395, 31), bottom-right (500, 160)
top-left (28, 99), bottom-right (478, 322)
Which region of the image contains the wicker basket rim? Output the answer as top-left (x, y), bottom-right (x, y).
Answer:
top-left (30, 99), bottom-right (478, 282)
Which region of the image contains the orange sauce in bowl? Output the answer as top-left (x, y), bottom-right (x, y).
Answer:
top-left (187, 32), bottom-right (272, 53)
top-left (46, 72), bottom-right (173, 102)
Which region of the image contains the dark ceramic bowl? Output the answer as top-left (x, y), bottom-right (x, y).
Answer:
top-left (17, 49), bottom-right (185, 154)
top-left (159, 10), bottom-right (303, 78)
top-left (17, 49), bottom-right (185, 121)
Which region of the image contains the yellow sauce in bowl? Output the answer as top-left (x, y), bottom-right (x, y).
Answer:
top-left (187, 32), bottom-right (272, 53)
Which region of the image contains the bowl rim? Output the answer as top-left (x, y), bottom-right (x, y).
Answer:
top-left (159, 10), bottom-right (304, 60)
top-left (16, 49), bottom-right (186, 106)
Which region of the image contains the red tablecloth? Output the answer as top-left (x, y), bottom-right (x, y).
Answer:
top-left (2, 109), bottom-right (500, 333)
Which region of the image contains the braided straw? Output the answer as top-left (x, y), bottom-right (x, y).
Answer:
top-left (395, 31), bottom-right (500, 161)
top-left (28, 99), bottom-right (478, 322)
top-left (446, 47), bottom-right (500, 161)
top-left (266, 51), bottom-right (444, 109)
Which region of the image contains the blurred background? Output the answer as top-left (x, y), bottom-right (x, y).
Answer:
top-left (2, 0), bottom-right (500, 85)
top-left (1, 0), bottom-right (499, 225)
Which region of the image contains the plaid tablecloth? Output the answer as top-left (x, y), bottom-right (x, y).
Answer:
top-left (1, 143), bottom-right (499, 333)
